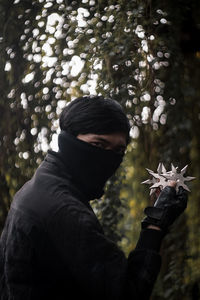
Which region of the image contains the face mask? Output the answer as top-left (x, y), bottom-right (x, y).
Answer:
top-left (58, 131), bottom-right (123, 200)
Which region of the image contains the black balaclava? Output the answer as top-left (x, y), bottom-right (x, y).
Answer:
top-left (58, 131), bottom-right (123, 200)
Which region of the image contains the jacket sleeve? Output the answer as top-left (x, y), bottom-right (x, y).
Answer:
top-left (125, 229), bottom-right (163, 299)
top-left (47, 200), bottom-right (163, 300)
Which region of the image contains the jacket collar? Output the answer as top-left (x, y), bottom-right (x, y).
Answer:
top-left (44, 150), bottom-right (92, 206)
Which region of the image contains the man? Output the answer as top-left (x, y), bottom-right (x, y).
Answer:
top-left (0, 96), bottom-right (187, 299)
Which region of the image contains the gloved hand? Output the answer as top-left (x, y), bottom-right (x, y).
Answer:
top-left (142, 186), bottom-right (188, 233)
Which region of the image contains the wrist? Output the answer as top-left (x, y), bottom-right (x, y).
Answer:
top-left (147, 225), bottom-right (162, 231)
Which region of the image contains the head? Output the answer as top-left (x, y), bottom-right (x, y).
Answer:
top-left (58, 96), bottom-right (130, 199)
top-left (59, 96), bottom-right (130, 154)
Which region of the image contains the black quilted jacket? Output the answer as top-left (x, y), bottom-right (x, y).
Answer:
top-left (0, 151), bottom-right (163, 299)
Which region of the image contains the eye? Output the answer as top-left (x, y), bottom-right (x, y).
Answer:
top-left (91, 142), bottom-right (105, 149)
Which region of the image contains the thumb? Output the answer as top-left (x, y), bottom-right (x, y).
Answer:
top-left (168, 180), bottom-right (177, 188)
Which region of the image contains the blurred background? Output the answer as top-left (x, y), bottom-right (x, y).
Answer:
top-left (0, 0), bottom-right (200, 298)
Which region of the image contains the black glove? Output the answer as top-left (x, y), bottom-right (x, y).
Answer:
top-left (142, 186), bottom-right (188, 233)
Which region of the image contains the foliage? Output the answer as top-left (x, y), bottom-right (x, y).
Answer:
top-left (0, 0), bottom-right (200, 299)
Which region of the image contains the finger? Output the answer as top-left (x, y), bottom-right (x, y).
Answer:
top-left (177, 187), bottom-right (188, 201)
top-left (154, 186), bottom-right (176, 206)
top-left (155, 187), bottom-right (161, 198)
top-left (178, 186), bottom-right (187, 194)
top-left (168, 180), bottom-right (177, 188)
